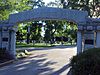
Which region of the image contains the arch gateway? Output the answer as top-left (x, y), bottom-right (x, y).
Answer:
top-left (0, 7), bottom-right (100, 59)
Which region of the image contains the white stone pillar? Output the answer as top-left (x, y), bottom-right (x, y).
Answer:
top-left (77, 31), bottom-right (82, 54)
top-left (96, 31), bottom-right (100, 48)
top-left (10, 30), bottom-right (16, 59)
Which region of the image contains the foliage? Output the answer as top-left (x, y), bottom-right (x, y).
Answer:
top-left (64, 22), bottom-right (77, 44)
top-left (0, 0), bottom-right (32, 20)
top-left (0, 0), bottom-right (12, 20)
top-left (28, 0), bottom-right (45, 8)
top-left (0, 48), bottom-right (13, 60)
top-left (0, 0), bottom-right (78, 45)
top-left (44, 20), bottom-right (64, 44)
top-left (60, 0), bottom-right (100, 18)
top-left (44, 21), bottom-right (54, 43)
top-left (16, 23), bottom-right (27, 41)
top-left (15, 0), bottom-right (45, 43)
top-left (0, 0), bottom-right (45, 20)
top-left (30, 22), bottom-right (42, 43)
top-left (47, 0), bottom-right (62, 8)
top-left (71, 48), bottom-right (100, 75)
top-left (44, 20), bottom-right (77, 44)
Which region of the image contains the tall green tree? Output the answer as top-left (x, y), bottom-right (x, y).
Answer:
top-left (15, 0), bottom-right (45, 43)
top-left (44, 21), bottom-right (54, 44)
top-left (46, 0), bottom-right (78, 45)
top-left (16, 23), bottom-right (27, 42)
top-left (60, 0), bottom-right (100, 18)
top-left (0, 0), bottom-right (32, 20)
top-left (30, 22), bottom-right (42, 44)
top-left (44, 20), bottom-right (67, 44)
top-left (0, 0), bottom-right (13, 20)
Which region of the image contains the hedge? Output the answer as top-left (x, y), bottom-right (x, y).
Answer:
top-left (71, 48), bottom-right (100, 75)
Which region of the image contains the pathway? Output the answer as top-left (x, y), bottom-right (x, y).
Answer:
top-left (0, 46), bottom-right (77, 75)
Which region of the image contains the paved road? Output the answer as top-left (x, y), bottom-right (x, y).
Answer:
top-left (0, 46), bottom-right (77, 75)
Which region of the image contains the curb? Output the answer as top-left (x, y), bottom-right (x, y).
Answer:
top-left (0, 60), bottom-right (15, 67)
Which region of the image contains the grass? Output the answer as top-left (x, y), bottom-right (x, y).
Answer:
top-left (16, 42), bottom-right (76, 48)
top-left (16, 42), bottom-right (54, 48)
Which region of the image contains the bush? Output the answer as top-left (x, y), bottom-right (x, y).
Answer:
top-left (0, 48), bottom-right (14, 60)
top-left (0, 48), bottom-right (7, 59)
top-left (71, 48), bottom-right (100, 75)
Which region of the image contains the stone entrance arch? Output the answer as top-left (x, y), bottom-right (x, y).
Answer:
top-left (0, 7), bottom-right (100, 59)
top-left (9, 7), bottom-right (88, 24)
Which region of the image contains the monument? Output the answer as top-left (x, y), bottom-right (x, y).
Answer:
top-left (0, 7), bottom-right (100, 59)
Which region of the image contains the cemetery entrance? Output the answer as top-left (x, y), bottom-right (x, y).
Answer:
top-left (0, 7), bottom-right (100, 59)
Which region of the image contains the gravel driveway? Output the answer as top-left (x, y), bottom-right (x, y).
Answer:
top-left (0, 46), bottom-right (76, 75)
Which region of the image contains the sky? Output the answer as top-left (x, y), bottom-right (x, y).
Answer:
top-left (43, 0), bottom-right (55, 4)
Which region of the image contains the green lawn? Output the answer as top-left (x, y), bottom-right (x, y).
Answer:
top-left (16, 42), bottom-right (76, 48)
top-left (16, 42), bottom-right (54, 48)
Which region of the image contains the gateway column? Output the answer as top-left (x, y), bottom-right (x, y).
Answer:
top-left (9, 27), bottom-right (17, 59)
top-left (0, 28), bottom-right (2, 48)
top-left (96, 30), bottom-right (100, 48)
top-left (77, 31), bottom-right (82, 54)
top-left (77, 25), bottom-right (84, 54)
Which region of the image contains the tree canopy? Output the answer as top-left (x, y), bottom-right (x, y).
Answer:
top-left (1, 0), bottom-right (99, 45)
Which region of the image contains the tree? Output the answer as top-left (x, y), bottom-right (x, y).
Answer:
top-left (44, 21), bottom-right (54, 44)
top-left (47, 0), bottom-right (62, 8)
top-left (16, 23), bottom-right (27, 42)
top-left (28, 0), bottom-right (45, 8)
top-left (60, 0), bottom-right (100, 18)
top-left (0, 0), bottom-right (13, 20)
top-left (44, 20), bottom-right (67, 44)
top-left (46, 0), bottom-right (78, 45)
top-left (15, 0), bottom-right (45, 44)
top-left (29, 22), bottom-right (42, 44)
top-left (0, 0), bottom-right (32, 20)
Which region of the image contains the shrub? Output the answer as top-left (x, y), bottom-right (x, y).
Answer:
top-left (0, 48), bottom-right (7, 59)
top-left (71, 48), bottom-right (100, 75)
top-left (0, 48), bottom-right (14, 60)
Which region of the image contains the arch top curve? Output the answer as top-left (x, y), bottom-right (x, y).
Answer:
top-left (9, 7), bottom-right (88, 24)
